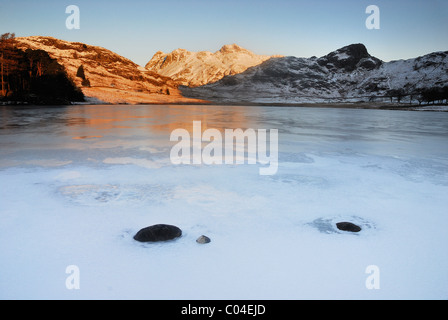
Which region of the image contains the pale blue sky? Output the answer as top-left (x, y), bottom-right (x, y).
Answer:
top-left (1, 0), bottom-right (447, 66)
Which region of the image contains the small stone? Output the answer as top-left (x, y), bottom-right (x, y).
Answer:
top-left (336, 222), bottom-right (362, 232)
top-left (133, 224), bottom-right (182, 242)
top-left (196, 235), bottom-right (211, 244)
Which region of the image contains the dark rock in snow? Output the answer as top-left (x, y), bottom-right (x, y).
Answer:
top-left (133, 224), bottom-right (182, 242)
top-left (336, 222), bottom-right (362, 232)
top-left (196, 235), bottom-right (211, 244)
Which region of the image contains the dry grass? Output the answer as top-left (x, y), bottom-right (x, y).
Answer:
top-left (82, 87), bottom-right (210, 105)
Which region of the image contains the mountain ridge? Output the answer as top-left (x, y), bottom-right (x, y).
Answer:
top-left (181, 43), bottom-right (448, 105)
top-left (145, 44), bottom-right (282, 87)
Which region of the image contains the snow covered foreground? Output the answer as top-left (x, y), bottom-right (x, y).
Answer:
top-left (0, 105), bottom-right (447, 300)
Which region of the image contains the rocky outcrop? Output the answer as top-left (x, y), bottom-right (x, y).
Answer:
top-left (317, 44), bottom-right (382, 72)
top-left (145, 44), bottom-right (281, 87)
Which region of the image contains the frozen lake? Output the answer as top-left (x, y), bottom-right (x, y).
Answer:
top-left (1, 104), bottom-right (447, 299)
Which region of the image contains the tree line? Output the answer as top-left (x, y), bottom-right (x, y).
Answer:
top-left (0, 33), bottom-right (84, 104)
top-left (386, 87), bottom-right (448, 105)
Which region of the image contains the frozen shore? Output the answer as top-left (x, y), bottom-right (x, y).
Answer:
top-left (0, 104), bottom-right (447, 300)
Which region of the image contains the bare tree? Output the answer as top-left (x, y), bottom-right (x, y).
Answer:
top-left (0, 33), bottom-right (18, 97)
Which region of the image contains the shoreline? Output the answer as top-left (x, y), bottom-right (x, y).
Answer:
top-left (2, 100), bottom-right (447, 111)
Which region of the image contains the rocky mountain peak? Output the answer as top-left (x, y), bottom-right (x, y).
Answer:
top-left (218, 44), bottom-right (246, 54)
top-left (153, 50), bottom-right (165, 56)
top-left (337, 43), bottom-right (369, 59)
top-left (318, 43), bottom-right (382, 72)
top-left (171, 48), bottom-right (189, 55)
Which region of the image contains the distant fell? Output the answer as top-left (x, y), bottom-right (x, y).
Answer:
top-left (145, 44), bottom-right (282, 87)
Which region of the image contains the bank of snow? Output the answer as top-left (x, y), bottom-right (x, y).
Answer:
top-left (1, 155), bottom-right (447, 299)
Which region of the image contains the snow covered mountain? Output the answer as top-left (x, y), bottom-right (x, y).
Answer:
top-left (181, 44), bottom-right (448, 104)
top-left (145, 44), bottom-right (281, 87)
top-left (15, 36), bottom-right (206, 104)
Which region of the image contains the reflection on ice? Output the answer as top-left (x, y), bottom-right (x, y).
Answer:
top-left (102, 157), bottom-right (164, 169)
top-left (270, 173), bottom-right (330, 188)
top-left (72, 135), bottom-right (103, 140)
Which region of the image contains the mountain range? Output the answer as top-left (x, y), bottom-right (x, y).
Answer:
top-left (181, 44), bottom-right (448, 104)
top-left (10, 36), bottom-right (448, 105)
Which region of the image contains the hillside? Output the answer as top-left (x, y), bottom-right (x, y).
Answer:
top-left (15, 36), bottom-right (207, 104)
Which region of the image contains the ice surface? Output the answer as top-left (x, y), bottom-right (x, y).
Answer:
top-left (0, 104), bottom-right (447, 299)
